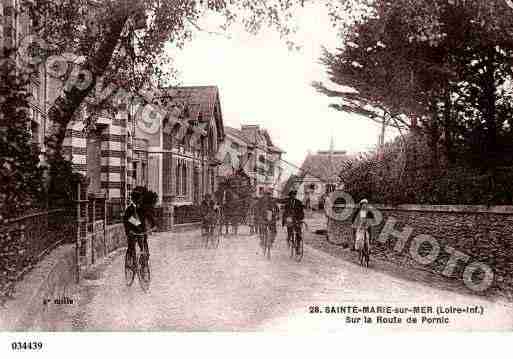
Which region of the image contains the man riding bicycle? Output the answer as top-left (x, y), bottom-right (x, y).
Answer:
top-left (282, 190), bottom-right (305, 247)
top-left (123, 187), bottom-right (151, 261)
top-left (256, 188), bottom-right (279, 251)
top-left (200, 194), bottom-right (216, 237)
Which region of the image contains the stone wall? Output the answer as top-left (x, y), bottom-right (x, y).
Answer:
top-left (328, 205), bottom-right (513, 296)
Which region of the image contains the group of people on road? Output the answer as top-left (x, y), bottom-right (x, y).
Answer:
top-left (198, 193), bottom-right (221, 237)
top-left (122, 184), bottom-right (374, 263)
top-left (196, 187), bottom-right (306, 252)
top-left (251, 188), bottom-right (305, 251)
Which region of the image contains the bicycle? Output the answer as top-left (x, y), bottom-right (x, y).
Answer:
top-left (356, 228), bottom-right (370, 267)
top-left (124, 231), bottom-right (151, 292)
top-left (260, 222), bottom-right (273, 260)
top-left (206, 220), bottom-right (221, 249)
top-left (288, 221), bottom-right (304, 262)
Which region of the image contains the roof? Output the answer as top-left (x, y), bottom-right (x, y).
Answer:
top-left (299, 151), bottom-right (352, 183)
top-left (157, 86), bottom-right (225, 140)
top-left (224, 126), bottom-right (248, 144)
top-left (225, 125), bottom-right (284, 154)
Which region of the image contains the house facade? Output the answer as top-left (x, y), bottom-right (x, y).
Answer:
top-left (1, 0), bottom-right (49, 159)
top-left (295, 150), bottom-right (351, 210)
top-left (218, 125), bottom-right (284, 198)
top-left (2, 3), bottom-right (225, 216)
top-left (134, 86), bottom-right (225, 208)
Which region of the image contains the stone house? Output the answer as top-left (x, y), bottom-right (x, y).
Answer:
top-left (218, 125), bottom-right (284, 198)
top-left (296, 149), bottom-right (351, 210)
top-left (134, 86), bottom-right (225, 210)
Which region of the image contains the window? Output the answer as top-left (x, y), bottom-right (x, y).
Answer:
top-left (230, 141), bottom-right (240, 151)
top-left (176, 161), bottom-right (181, 195)
top-left (193, 167), bottom-right (200, 203)
top-left (132, 161), bottom-right (137, 180)
top-left (182, 162), bottom-right (187, 195)
top-left (208, 131), bottom-right (214, 154)
top-left (268, 163), bottom-right (275, 177)
top-left (142, 162), bottom-right (147, 186)
top-left (184, 134), bottom-right (190, 152)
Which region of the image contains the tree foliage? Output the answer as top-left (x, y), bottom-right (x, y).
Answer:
top-left (318, 0), bottom-right (513, 203)
top-left (340, 134), bottom-right (513, 205)
top-left (0, 55), bottom-right (45, 219)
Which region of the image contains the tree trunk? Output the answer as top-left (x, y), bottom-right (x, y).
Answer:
top-left (44, 11), bottom-right (130, 163)
top-left (482, 51), bottom-right (497, 168)
top-left (443, 87), bottom-right (455, 165)
top-left (429, 102), bottom-right (440, 174)
top-left (481, 50), bottom-right (498, 200)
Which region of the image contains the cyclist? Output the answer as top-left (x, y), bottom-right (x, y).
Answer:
top-left (256, 188), bottom-right (279, 251)
top-left (351, 198), bottom-right (374, 251)
top-left (200, 194), bottom-right (216, 237)
top-left (282, 190), bottom-right (305, 248)
top-left (123, 187), bottom-right (151, 261)
top-left (247, 196), bottom-right (257, 235)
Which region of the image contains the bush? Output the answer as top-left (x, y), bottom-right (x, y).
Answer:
top-left (0, 57), bottom-right (45, 218)
top-left (341, 134), bottom-right (513, 205)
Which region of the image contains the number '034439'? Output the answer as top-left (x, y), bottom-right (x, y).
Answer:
top-left (11, 342), bottom-right (43, 350)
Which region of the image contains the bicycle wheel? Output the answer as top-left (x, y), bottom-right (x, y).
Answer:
top-left (124, 249), bottom-right (136, 287)
top-left (214, 223), bottom-right (221, 249)
top-left (295, 238), bottom-right (304, 262)
top-left (289, 231), bottom-right (295, 259)
top-left (138, 254), bottom-right (151, 292)
top-left (261, 226), bottom-right (270, 259)
top-left (205, 225), bottom-right (212, 248)
top-left (266, 230), bottom-right (271, 260)
top-left (363, 233), bottom-right (370, 267)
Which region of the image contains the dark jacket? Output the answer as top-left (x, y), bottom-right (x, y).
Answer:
top-left (200, 199), bottom-right (215, 223)
top-left (123, 202), bottom-right (147, 235)
top-left (282, 198), bottom-right (304, 226)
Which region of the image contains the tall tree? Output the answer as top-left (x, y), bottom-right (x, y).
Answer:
top-left (316, 0), bottom-right (513, 173)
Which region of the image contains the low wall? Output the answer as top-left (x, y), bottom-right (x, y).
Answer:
top-left (0, 224), bottom-right (128, 330)
top-left (172, 222), bottom-right (202, 233)
top-left (328, 204), bottom-right (513, 296)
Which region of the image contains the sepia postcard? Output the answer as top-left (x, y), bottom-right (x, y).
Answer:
top-left (1, 0), bottom-right (513, 353)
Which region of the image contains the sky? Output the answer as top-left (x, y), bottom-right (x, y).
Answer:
top-left (167, 3), bottom-right (398, 170)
